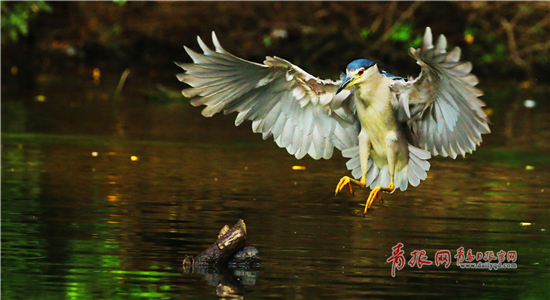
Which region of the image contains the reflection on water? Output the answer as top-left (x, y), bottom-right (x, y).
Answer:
top-left (2, 68), bottom-right (549, 299)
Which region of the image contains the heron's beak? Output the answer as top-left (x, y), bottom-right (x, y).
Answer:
top-left (336, 74), bottom-right (357, 95)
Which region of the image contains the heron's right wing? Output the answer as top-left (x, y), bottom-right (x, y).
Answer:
top-left (176, 32), bottom-right (359, 160)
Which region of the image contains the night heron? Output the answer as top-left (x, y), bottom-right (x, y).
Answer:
top-left (176, 27), bottom-right (490, 214)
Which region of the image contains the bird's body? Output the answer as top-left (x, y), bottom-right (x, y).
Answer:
top-left (353, 66), bottom-right (408, 173)
top-left (356, 69), bottom-right (407, 180)
top-left (177, 27), bottom-right (490, 213)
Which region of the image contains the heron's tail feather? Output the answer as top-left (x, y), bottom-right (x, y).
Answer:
top-left (402, 145), bottom-right (431, 189)
top-left (343, 144), bottom-right (430, 192)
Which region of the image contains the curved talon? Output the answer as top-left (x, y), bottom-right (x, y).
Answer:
top-left (335, 176), bottom-right (366, 196)
top-left (363, 180), bottom-right (394, 215)
top-left (335, 176), bottom-right (353, 195)
top-left (364, 187), bottom-right (383, 214)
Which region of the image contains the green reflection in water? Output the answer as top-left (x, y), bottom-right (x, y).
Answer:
top-left (2, 146), bottom-right (49, 298)
top-left (474, 148), bottom-right (550, 168)
top-left (2, 144), bottom-right (180, 300)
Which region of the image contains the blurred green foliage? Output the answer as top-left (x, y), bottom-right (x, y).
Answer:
top-left (263, 35), bottom-right (272, 48)
top-left (464, 27), bottom-right (478, 37)
top-left (360, 28), bottom-right (370, 39)
top-left (385, 23), bottom-right (423, 49)
top-left (389, 23), bottom-right (413, 42)
top-left (112, 0), bottom-right (127, 6)
top-left (1, 1), bottom-right (51, 42)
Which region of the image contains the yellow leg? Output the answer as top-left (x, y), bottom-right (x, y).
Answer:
top-left (364, 178), bottom-right (394, 215)
top-left (335, 176), bottom-right (366, 196)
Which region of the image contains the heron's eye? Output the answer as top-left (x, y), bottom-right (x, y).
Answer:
top-left (357, 69), bottom-right (364, 76)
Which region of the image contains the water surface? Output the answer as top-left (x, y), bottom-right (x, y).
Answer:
top-left (2, 68), bottom-right (549, 299)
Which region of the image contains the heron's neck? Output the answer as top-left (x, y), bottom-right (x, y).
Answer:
top-left (357, 72), bottom-right (393, 107)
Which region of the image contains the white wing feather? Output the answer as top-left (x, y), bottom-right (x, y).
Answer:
top-left (392, 27), bottom-right (490, 159)
top-left (177, 32), bottom-right (359, 160)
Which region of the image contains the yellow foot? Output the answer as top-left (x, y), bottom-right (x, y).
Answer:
top-left (335, 176), bottom-right (366, 196)
top-left (364, 187), bottom-right (384, 214)
top-left (363, 181), bottom-right (394, 215)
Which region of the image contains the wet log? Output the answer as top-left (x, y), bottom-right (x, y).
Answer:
top-left (183, 219), bottom-right (247, 266)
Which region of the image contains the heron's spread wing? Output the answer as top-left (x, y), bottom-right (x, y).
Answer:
top-left (177, 32), bottom-right (359, 160)
top-left (392, 27), bottom-right (490, 159)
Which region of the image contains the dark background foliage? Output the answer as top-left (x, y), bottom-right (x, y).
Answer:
top-left (2, 1), bottom-right (550, 92)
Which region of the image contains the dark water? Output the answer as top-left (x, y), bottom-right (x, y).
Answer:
top-left (2, 67), bottom-right (550, 299)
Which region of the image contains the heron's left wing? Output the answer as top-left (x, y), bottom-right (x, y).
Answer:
top-left (392, 27), bottom-right (490, 158)
top-left (176, 32), bottom-right (359, 160)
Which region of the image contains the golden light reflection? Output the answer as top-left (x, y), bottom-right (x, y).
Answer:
top-left (107, 195), bottom-right (119, 202)
top-left (93, 68), bottom-right (101, 85)
top-left (107, 214), bottom-right (120, 224)
top-left (130, 156), bottom-right (139, 161)
top-left (520, 81), bottom-right (532, 89)
top-left (464, 34), bottom-right (474, 44)
top-left (292, 165), bottom-right (306, 170)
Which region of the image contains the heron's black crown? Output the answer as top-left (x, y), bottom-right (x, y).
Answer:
top-left (346, 59), bottom-right (376, 72)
